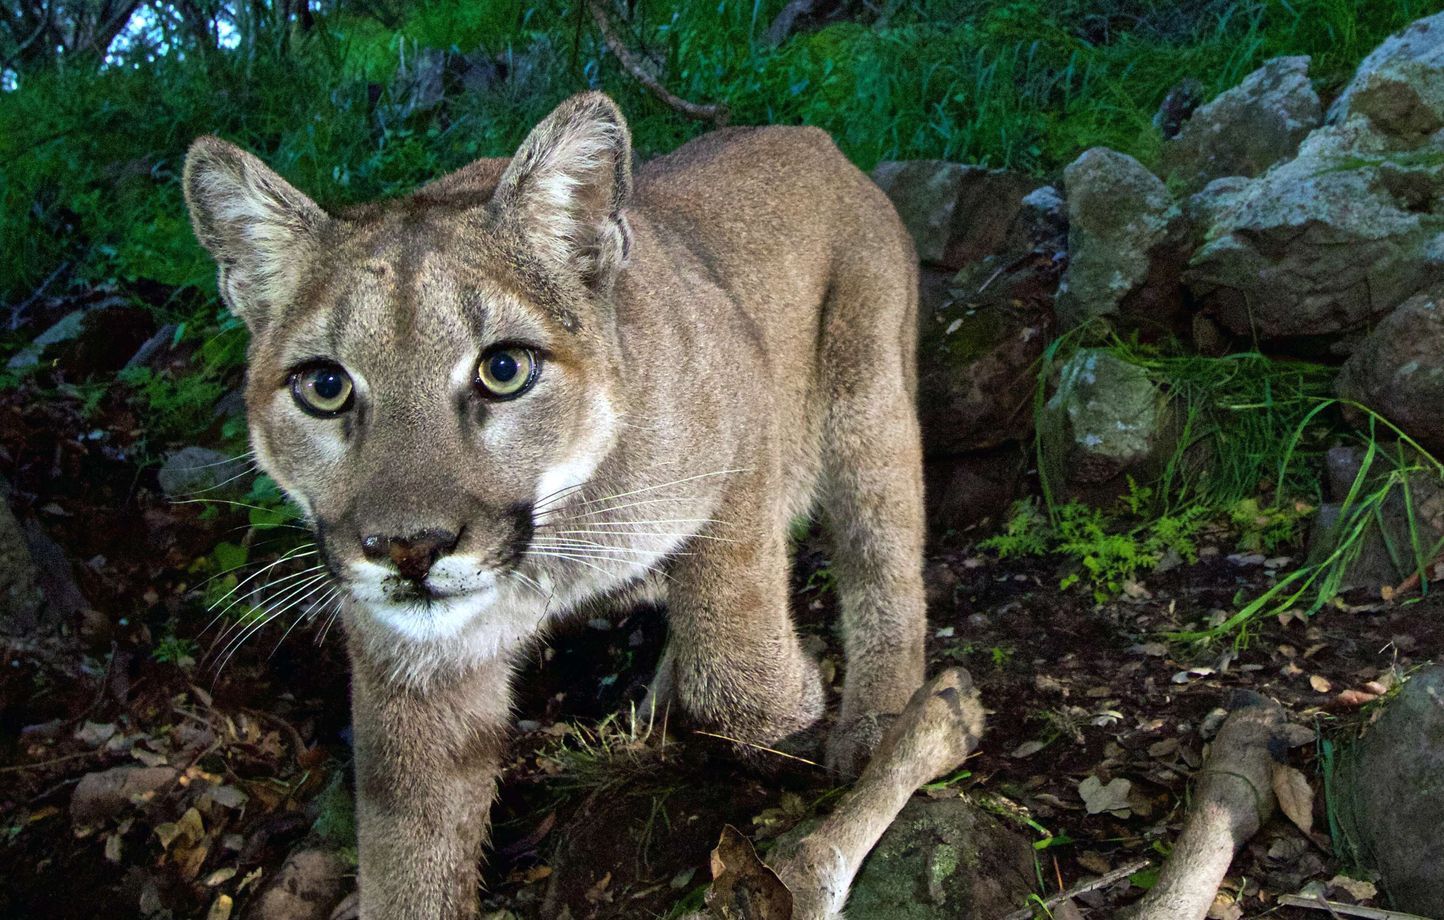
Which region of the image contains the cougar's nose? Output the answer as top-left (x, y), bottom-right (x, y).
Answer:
top-left (361, 529), bottom-right (460, 582)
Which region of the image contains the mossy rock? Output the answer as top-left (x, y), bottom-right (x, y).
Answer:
top-left (773, 797), bottom-right (1036, 920)
top-left (1333, 663), bottom-right (1444, 916)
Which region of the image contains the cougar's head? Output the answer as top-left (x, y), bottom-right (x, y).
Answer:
top-left (183, 93), bottom-right (634, 648)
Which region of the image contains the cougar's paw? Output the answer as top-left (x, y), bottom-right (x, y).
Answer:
top-left (825, 711), bottom-right (894, 778)
top-left (875, 667), bottom-right (986, 776)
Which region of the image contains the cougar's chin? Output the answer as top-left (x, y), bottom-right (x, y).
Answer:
top-left (360, 589), bottom-right (500, 644)
top-left (344, 557), bottom-right (502, 644)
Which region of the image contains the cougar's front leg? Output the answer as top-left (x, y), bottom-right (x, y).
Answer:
top-left (350, 652), bottom-right (512, 920)
top-left (661, 480), bottom-right (825, 751)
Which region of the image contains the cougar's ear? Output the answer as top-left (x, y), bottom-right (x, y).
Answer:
top-left (493, 92), bottom-right (633, 292)
top-left (183, 136), bottom-right (327, 331)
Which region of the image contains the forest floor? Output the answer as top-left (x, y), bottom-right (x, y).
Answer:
top-left (0, 374), bottom-right (1433, 920)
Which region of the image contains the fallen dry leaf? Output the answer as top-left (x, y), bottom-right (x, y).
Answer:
top-left (584, 870), bottom-right (613, 904)
top-left (1011, 740), bottom-right (1047, 759)
top-left (1272, 765), bottom-right (1314, 835)
top-left (1328, 874), bottom-right (1378, 901)
top-left (206, 894), bottom-right (233, 920)
top-left (1309, 674), bottom-right (1332, 693)
top-left (706, 825), bottom-right (793, 920)
top-left (1336, 688), bottom-right (1379, 707)
top-left (1078, 775), bottom-right (1132, 817)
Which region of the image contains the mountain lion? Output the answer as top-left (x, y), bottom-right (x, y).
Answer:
top-left (184, 92), bottom-right (927, 919)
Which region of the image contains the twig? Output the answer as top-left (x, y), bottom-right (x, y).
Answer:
top-left (1276, 896), bottom-right (1433, 920)
top-left (7, 259), bottom-right (70, 330)
top-left (0, 750), bottom-right (106, 773)
top-left (586, 0), bottom-right (729, 125)
top-left (997, 859), bottom-right (1151, 920)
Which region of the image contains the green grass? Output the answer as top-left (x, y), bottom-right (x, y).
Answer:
top-left (991, 332), bottom-right (1444, 642)
top-left (1, 0), bottom-right (1435, 309)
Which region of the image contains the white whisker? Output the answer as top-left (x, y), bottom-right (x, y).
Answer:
top-left (212, 574), bottom-right (330, 677)
top-left (551, 529), bottom-right (740, 544)
top-left (576, 468), bottom-right (750, 509)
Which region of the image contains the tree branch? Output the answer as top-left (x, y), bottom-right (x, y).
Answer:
top-left (586, 0), bottom-right (728, 126)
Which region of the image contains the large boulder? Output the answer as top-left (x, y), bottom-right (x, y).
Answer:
top-left (1187, 15), bottom-right (1444, 346)
top-left (1336, 286), bottom-right (1444, 455)
top-left (1055, 148), bottom-right (1186, 333)
top-left (1162, 56), bottom-right (1322, 192)
top-left (1037, 349), bottom-right (1173, 502)
top-left (775, 797), bottom-right (1036, 919)
top-left (1334, 664), bottom-right (1444, 916)
top-left (1186, 117), bottom-right (1444, 344)
top-left (1328, 11), bottom-right (1444, 127)
top-left (925, 446), bottom-right (1027, 535)
top-left (871, 161), bottom-right (1035, 268)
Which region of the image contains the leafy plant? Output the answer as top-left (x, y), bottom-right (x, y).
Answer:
top-left (152, 632), bottom-right (198, 667)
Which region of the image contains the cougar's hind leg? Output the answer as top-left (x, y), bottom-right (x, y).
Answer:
top-left (817, 259), bottom-right (929, 776)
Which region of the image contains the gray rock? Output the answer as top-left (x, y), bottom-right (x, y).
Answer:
top-left (1163, 57), bottom-right (1322, 192)
top-left (1336, 286), bottom-right (1444, 455)
top-left (1335, 664), bottom-right (1444, 916)
top-left (1186, 114), bottom-right (1444, 342)
top-left (1037, 349), bottom-right (1173, 501)
top-left (1328, 11), bottom-right (1444, 125)
top-left (1154, 77), bottom-right (1206, 139)
top-left (872, 161), bottom-right (970, 265)
top-left (6, 309), bottom-right (87, 371)
top-left (870, 161), bottom-right (1035, 268)
top-left (1056, 148), bottom-right (1184, 331)
top-left (245, 848), bottom-right (347, 920)
top-left (0, 497), bottom-right (42, 630)
top-left (925, 446), bottom-right (1026, 535)
top-left (774, 797), bottom-right (1035, 920)
top-left (1347, 58), bottom-right (1444, 142)
top-left (70, 765), bottom-right (179, 826)
top-left (156, 446), bottom-right (251, 498)
top-left (1183, 176), bottom-right (1251, 231)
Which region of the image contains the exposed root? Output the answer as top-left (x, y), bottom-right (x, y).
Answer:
top-left (693, 668), bottom-right (986, 920)
top-left (1124, 691), bottom-right (1308, 920)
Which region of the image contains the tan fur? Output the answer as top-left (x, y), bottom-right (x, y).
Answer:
top-left (184, 92), bottom-right (927, 919)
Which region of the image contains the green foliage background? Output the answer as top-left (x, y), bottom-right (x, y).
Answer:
top-left (1, 0), bottom-right (1437, 309)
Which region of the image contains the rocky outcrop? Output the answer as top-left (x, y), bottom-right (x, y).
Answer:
top-left (1306, 444), bottom-right (1444, 593)
top-left (913, 180), bottom-right (1065, 532)
top-left (1336, 286), bottom-right (1444, 455)
top-left (1162, 56), bottom-right (1322, 192)
top-left (917, 269), bottom-right (1053, 456)
top-left (1187, 15), bottom-right (1444, 346)
top-left (1055, 148), bottom-right (1186, 333)
top-left (70, 765), bottom-right (180, 827)
top-left (1335, 664), bottom-right (1444, 917)
top-left (244, 849), bottom-right (348, 920)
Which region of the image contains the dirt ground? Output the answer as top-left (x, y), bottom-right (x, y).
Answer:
top-left (1, 376), bottom-right (1432, 920)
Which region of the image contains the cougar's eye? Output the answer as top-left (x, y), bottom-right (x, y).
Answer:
top-left (290, 364), bottom-right (354, 417)
top-left (475, 346), bottom-right (538, 399)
